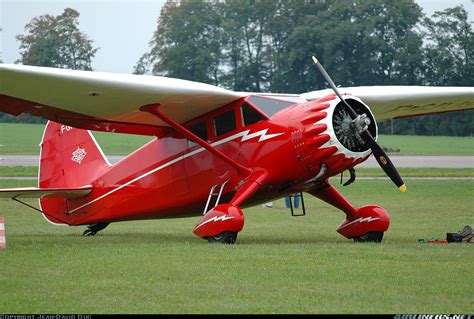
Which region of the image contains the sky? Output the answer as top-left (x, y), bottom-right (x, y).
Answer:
top-left (1, 0), bottom-right (473, 74)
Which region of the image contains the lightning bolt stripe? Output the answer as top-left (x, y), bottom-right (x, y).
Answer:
top-left (68, 128), bottom-right (283, 214)
top-left (194, 216), bottom-right (235, 230)
top-left (240, 129), bottom-right (284, 142)
top-left (340, 216), bottom-right (380, 229)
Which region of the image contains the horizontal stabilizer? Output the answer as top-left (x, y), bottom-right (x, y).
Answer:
top-left (0, 186), bottom-right (92, 200)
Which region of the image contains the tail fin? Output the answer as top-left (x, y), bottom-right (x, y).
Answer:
top-left (39, 121), bottom-right (110, 225)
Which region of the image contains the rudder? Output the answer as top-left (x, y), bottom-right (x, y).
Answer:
top-left (39, 121), bottom-right (110, 225)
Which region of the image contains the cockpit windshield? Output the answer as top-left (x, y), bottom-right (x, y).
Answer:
top-left (246, 95), bottom-right (304, 117)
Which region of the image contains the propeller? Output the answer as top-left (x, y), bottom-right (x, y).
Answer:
top-left (311, 55), bottom-right (406, 192)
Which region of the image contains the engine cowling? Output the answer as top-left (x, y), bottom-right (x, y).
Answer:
top-left (297, 94), bottom-right (378, 177)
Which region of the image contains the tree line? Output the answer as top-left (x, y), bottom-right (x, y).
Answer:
top-left (1, 1), bottom-right (473, 136)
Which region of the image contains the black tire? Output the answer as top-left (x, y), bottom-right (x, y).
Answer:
top-left (353, 231), bottom-right (384, 243)
top-left (206, 231), bottom-right (238, 244)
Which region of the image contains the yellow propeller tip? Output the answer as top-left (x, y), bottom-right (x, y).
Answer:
top-left (311, 56), bottom-right (319, 64)
top-left (399, 184), bottom-right (407, 192)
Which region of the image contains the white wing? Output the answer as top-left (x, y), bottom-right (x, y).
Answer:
top-left (0, 64), bottom-right (244, 135)
top-left (301, 86), bottom-right (474, 122)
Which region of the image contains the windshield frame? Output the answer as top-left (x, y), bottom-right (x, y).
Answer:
top-left (244, 95), bottom-right (303, 118)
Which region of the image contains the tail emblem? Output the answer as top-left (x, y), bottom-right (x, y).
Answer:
top-left (71, 147), bottom-right (87, 164)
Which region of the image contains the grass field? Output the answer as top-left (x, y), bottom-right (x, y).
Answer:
top-left (1, 166), bottom-right (472, 178)
top-left (1, 123), bottom-right (473, 156)
top-left (0, 178), bottom-right (472, 314)
top-left (0, 123), bottom-right (153, 155)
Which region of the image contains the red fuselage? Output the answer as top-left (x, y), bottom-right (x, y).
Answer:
top-left (51, 94), bottom-right (374, 226)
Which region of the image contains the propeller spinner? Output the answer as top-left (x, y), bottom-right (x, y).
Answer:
top-left (311, 56), bottom-right (406, 192)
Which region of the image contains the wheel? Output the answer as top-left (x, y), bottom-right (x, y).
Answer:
top-left (206, 231), bottom-right (238, 244)
top-left (353, 231), bottom-right (384, 243)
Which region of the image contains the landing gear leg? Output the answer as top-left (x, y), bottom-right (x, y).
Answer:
top-left (83, 222), bottom-right (109, 236)
top-left (309, 181), bottom-right (390, 243)
top-left (194, 180), bottom-right (262, 245)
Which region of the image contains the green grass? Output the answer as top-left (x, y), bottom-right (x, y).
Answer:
top-left (356, 167), bottom-right (474, 177)
top-left (1, 123), bottom-right (473, 156)
top-left (1, 166), bottom-right (473, 178)
top-left (0, 179), bottom-right (472, 314)
top-left (0, 166), bottom-right (39, 177)
top-left (377, 134), bottom-right (474, 156)
top-left (0, 123), bottom-right (153, 155)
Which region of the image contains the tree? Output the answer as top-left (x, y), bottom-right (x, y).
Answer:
top-left (378, 110), bottom-right (474, 136)
top-left (133, 54), bottom-right (152, 75)
top-left (421, 6), bottom-right (474, 86)
top-left (220, 0), bottom-right (327, 92)
top-left (278, 0), bottom-right (424, 94)
top-left (356, 0), bottom-right (424, 85)
top-left (1, 8), bottom-right (98, 123)
top-left (220, 0), bottom-right (274, 92)
top-left (16, 8), bottom-right (98, 70)
top-left (379, 6), bottom-right (474, 136)
top-left (111, 2), bottom-right (474, 136)
top-left (138, 0), bottom-right (327, 92)
top-left (136, 2), bottom-right (223, 85)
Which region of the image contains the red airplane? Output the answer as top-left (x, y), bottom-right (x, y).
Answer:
top-left (0, 60), bottom-right (473, 244)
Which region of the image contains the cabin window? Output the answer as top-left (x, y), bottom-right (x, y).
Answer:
top-left (187, 121), bottom-right (207, 147)
top-left (247, 95), bottom-right (297, 117)
top-left (241, 102), bottom-right (266, 126)
top-left (213, 109), bottom-right (236, 136)
top-left (189, 121), bottom-right (207, 140)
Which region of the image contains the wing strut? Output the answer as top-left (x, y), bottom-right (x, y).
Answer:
top-left (141, 104), bottom-right (252, 177)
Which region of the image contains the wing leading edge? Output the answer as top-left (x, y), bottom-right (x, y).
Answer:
top-left (1, 64), bottom-right (473, 133)
top-left (0, 64), bottom-right (245, 135)
top-left (302, 86), bottom-right (474, 122)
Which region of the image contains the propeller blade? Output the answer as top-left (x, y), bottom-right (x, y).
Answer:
top-left (360, 130), bottom-right (406, 192)
top-left (311, 55), bottom-right (406, 192)
top-left (311, 56), bottom-right (357, 118)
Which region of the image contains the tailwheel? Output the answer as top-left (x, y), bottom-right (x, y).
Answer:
top-left (206, 231), bottom-right (238, 244)
top-left (82, 222), bottom-right (109, 236)
top-left (353, 231), bottom-right (384, 243)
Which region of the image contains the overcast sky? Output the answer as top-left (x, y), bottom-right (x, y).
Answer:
top-left (1, 0), bottom-right (472, 74)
